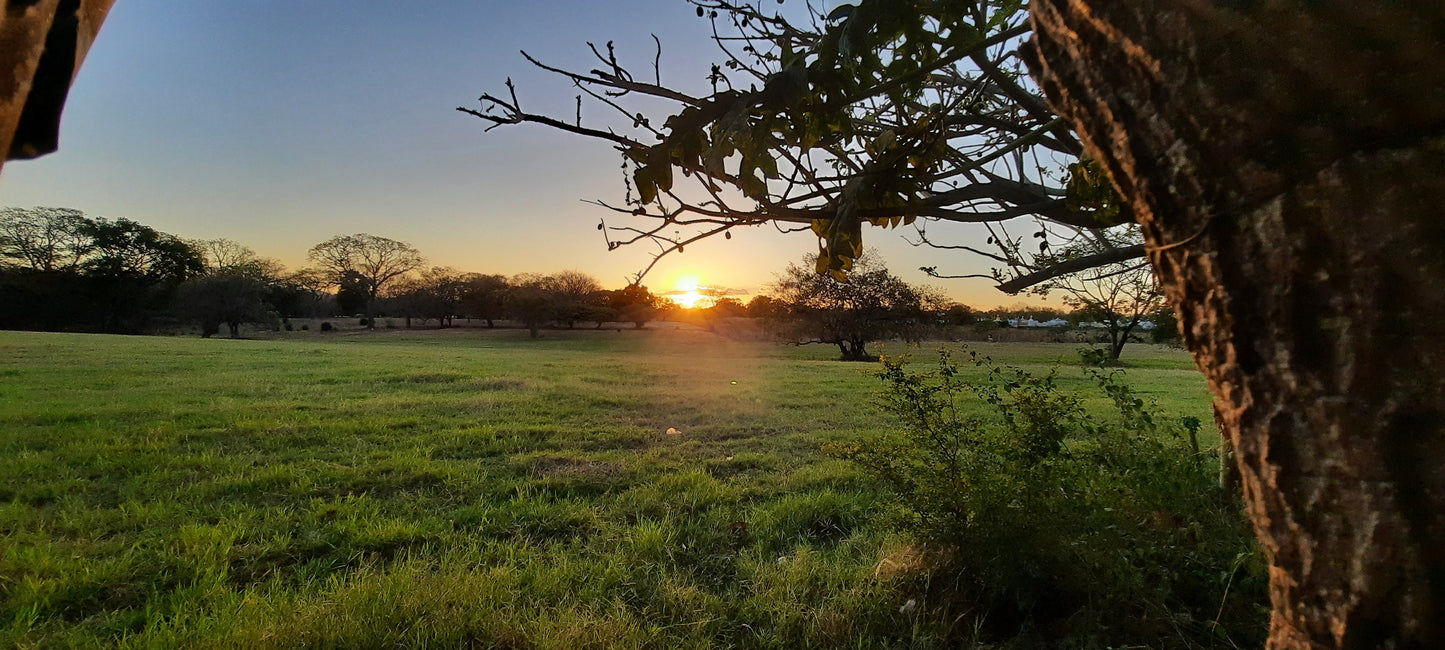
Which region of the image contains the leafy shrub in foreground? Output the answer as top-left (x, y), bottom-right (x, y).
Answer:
top-left (830, 350), bottom-right (1267, 647)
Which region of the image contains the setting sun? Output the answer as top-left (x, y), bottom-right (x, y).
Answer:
top-left (669, 275), bottom-right (707, 309)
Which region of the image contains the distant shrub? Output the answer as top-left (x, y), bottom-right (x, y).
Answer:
top-left (320, 322), bottom-right (333, 332)
top-left (300, 324), bottom-right (309, 331)
top-left (829, 350), bottom-right (1265, 646)
top-left (284, 322), bottom-right (294, 331)
top-left (1151, 306), bottom-right (1183, 346)
top-left (358, 317), bottom-right (370, 327)
top-left (1076, 345), bottom-right (1127, 367)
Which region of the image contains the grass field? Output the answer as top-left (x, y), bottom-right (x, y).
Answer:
top-left (0, 327), bottom-right (1218, 648)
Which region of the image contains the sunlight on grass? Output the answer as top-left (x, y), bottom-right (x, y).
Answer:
top-left (0, 329), bottom-right (1213, 647)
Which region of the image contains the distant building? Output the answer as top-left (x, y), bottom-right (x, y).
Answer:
top-left (1008, 317), bottom-right (1069, 328)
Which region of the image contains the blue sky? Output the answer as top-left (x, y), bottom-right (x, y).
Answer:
top-left (0, 1), bottom-right (1028, 306)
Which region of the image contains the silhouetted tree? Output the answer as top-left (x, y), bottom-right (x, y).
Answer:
top-left (0, 207), bottom-right (93, 272)
top-left (607, 284), bottom-right (661, 328)
top-left (459, 273), bottom-right (509, 327)
top-left (706, 297), bottom-right (746, 319)
top-left (770, 251), bottom-right (944, 361)
top-left (307, 234), bottom-right (424, 327)
top-left (745, 294), bottom-right (786, 319)
top-left (937, 303), bottom-right (977, 327)
top-left (176, 273), bottom-right (272, 338)
top-left (548, 270), bottom-right (605, 329)
top-left (392, 266), bottom-right (468, 327)
top-left (335, 270), bottom-right (369, 316)
top-left (177, 239), bottom-right (281, 337)
top-left (507, 273), bottom-right (559, 338)
top-left (81, 218), bottom-right (204, 332)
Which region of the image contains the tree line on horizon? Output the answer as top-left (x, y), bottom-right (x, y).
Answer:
top-left (0, 206), bottom-right (1170, 355)
top-left (0, 207), bottom-right (665, 337)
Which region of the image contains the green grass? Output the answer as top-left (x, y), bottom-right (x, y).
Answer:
top-left (0, 328), bottom-right (1215, 648)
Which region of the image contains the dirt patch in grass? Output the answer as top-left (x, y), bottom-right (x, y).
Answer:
top-left (378, 372), bottom-right (469, 384)
top-left (473, 378), bottom-right (526, 391)
top-left (525, 455), bottom-right (623, 480)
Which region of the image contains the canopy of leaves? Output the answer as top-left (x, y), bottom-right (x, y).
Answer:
top-left (464, 0), bottom-right (1135, 289)
top-left (307, 234), bottom-right (425, 299)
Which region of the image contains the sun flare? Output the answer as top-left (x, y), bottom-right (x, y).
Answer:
top-left (669, 274), bottom-right (707, 309)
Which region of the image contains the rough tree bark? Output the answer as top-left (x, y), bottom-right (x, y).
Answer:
top-left (1025, 2), bottom-right (1445, 647)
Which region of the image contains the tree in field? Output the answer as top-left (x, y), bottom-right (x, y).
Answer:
top-left (1024, 3), bottom-right (1445, 645)
top-left (1038, 228), bottom-right (1163, 361)
top-left (82, 218), bottom-right (205, 332)
top-left (706, 296), bottom-right (746, 319)
top-left (745, 294), bottom-right (786, 320)
top-left (770, 252), bottom-right (944, 361)
top-left (273, 268), bottom-right (333, 320)
top-left (334, 270), bottom-right (370, 316)
top-left (176, 273), bottom-right (272, 338)
top-left (607, 283), bottom-right (661, 329)
top-left (475, 1), bottom-right (1445, 644)
top-left (548, 270), bottom-right (606, 329)
top-left (937, 302), bottom-right (977, 327)
top-left (0, 207), bottom-right (94, 272)
top-left (459, 273), bottom-right (509, 327)
top-left (306, 234), bottom-right (424, 327)
top-left (0, 207), bottom-right (98, 331)
top-left (0, 210), bottom-right (202, 332)
top-left (392, 266), bottom-right (468, 327)
top-left (507, 273), bottom-right (561, 338)
top-left (177, 239), bottom-right (282, 338)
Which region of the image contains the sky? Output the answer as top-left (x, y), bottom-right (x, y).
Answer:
top-left (0, 1), bottom-right (1044, 309)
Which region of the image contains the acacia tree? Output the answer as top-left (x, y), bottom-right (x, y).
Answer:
top-left (306, 234), bottom-right (425, 327)
top-left (769, 251), bottom-right (943, 361)
top-left (1023, 3), bottom-right (1445, 647)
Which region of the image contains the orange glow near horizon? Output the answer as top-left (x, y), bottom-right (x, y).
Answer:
top-left (668, 274), bottom-right (707, 309)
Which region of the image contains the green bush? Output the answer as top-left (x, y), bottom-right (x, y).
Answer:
top-left (829, 350), bottom-right (1267, 646)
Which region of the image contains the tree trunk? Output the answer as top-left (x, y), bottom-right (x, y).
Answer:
top-left (1026, 3), bottom-right (1445, 646)
top-left (1107, 329), bottom-right (1125, 361)
top-left (227, 321), bottom-right (240, 339)
top-left (838, 339), bottom-right (870, 362)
